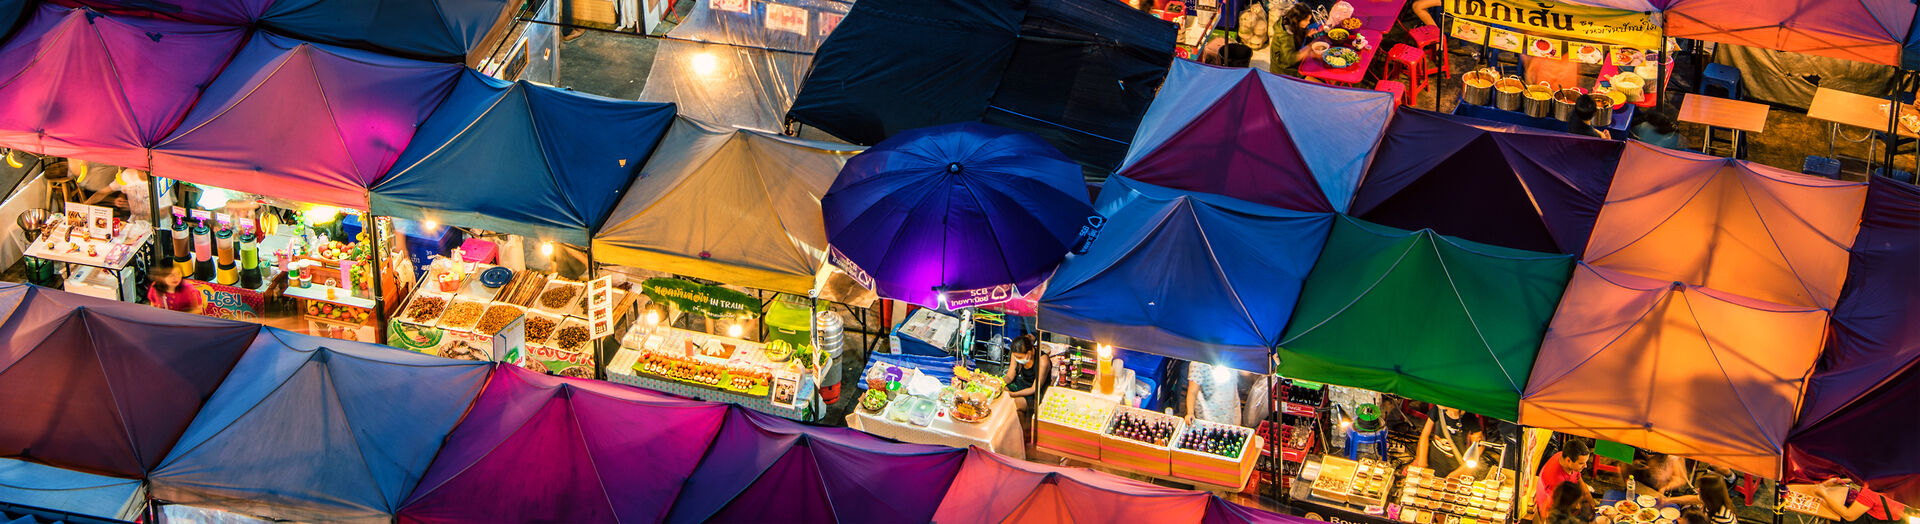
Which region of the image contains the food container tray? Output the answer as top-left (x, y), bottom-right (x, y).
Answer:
top-left (533, 279), bottom-right (585, 317)
top-left (437, 298), bottom-right (489, 332)
top-left (473, 303), bottom-right (527, 336)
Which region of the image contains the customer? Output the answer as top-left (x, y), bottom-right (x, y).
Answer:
top-left (1546, 481), bottom-right (1598, 524)
top-left (1415, 404), bottom-right (1483, 478)
top-left (1679, 507), bottom-right (1712, 524)
top-left (1186, 361), bottom-right (1244, 426)
top-left (1002, 334), bottom-right (1049, 412)
top-left (1568, 97), bottom-right (1606, 138)
top-left (1268, 4), bottom-right (1315, 77)
top-left (1631, 112), bottom-right (1687, 150)
top-left (1535, 439), bottom-right (1594, 518)
top-left (1816, 477), bottom-right (1909, 524)
top-left (1412, 0), bottom-right (1442, 26)
top-left (147, 265), bottom-right (205, 315)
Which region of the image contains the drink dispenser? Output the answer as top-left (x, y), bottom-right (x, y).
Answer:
top-left (191, 222), bottom-right (214, 281)
top-left (238, 231), bottom-right (261, 287)
top-left (170, 218), bottom-right (192, 276)
top-left (214, 227), bottom-right (237, 285)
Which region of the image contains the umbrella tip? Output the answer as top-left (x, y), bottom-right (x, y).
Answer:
top-left (947, 162), bottom-right (962, 174)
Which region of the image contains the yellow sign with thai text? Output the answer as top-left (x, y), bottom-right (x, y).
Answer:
top-left (1443, 0), bottom-right (1661, 49)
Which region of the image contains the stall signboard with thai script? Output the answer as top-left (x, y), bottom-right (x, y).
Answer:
top-left (642, 277), bottom-right (762, 318)
top-left (944, 284), bottom-right (1020, 310)
top-left (587, 275), bottom-right (614, 339)
top-left (765, 3), bottom-right (807, 34)
top-left (197, 281), bottom-right (263, 321)
top-left (1443, 0), bottom-right (1661, 49)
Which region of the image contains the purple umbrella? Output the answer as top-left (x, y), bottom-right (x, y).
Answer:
top-left (822, 122), bottom-right (1093, 308)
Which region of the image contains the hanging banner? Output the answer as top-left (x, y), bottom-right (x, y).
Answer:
top-left (1487, 26), bottom-right (1523, 51)
top-left (1572, 43), bottom-right (1606, 64)
top-left (1526, 34), bottom-right (1562, 58)
top-left (642, 277), bottom-right (762, 319)
top-left (1442, 0), bottom-right (1661, 49)
top-left (1450, 19), bottom-right (1487, 43)
top-left (944, 283), bottom-right (1020, 310)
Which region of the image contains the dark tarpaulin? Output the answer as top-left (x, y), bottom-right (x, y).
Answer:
top-left (1350, 108), bottom-right (1621, 255)
top-left (788, 0), bottom-right (1173, 179)
top-left (260, 0), bottom-right (509, 61)
top-left (46, 0), bottom-right (273, 24)
top-left (1787, 176), bottom-right (1920, 506)
top-left (0, 285), bottom-right (258, 478)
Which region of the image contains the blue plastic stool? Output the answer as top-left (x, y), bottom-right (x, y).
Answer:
top-left (1802, 156), bottom-right (1842, 179)
top-left (1701, 63), bottom-right (1742, 100)
top-left (1873, 167), bottom-right (1916, 184)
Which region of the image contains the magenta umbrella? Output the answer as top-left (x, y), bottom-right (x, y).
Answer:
top-left (822, 122), bottom-right (1093, 308)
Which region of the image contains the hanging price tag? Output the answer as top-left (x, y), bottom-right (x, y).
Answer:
top-left (710, 0), bottom-right (747, 13)
top-left (764, 3), bottom-right (807, 34)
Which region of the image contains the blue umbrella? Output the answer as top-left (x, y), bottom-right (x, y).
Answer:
top-left (823, 122), bottom-right (1094, 308)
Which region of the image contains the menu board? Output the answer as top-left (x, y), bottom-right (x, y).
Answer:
top-left (587, 275), bottom-right (615, 339)
top-left (86, 205), bottom-right (113, 239)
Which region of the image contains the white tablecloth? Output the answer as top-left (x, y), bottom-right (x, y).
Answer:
top-left (846, 391), bottom-right (1026, 459)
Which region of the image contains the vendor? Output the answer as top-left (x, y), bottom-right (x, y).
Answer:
top-left (1630, 452), bottom-right (1694, 499)
top-left (1003, 334), bottom-right (1049, 412)
top-left (1415, 404), bottom-right (1483, 478)
top-left (1535, 439), bottom-right (1594, 518)
top-left (1185, 361), bottom-right (1244, 427)
top-left (146, 265), bottom-right (206, 315)
top-left (1815, 477), bottom-right (1909, 524)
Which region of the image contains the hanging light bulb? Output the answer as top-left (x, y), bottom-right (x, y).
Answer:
top-left (421, 218), bottom-right (437, 232)
top-left (539, 241), bottom-right (555, 258)
top-left (727, 321), bottom-right (743, 339)
top-left (644, 309), bottom-right (660, 326)
top-left (690, 52), bottom-right (718, 77)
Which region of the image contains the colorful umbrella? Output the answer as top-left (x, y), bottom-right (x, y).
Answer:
top-left (822, 122), bottom-right (1092, 308)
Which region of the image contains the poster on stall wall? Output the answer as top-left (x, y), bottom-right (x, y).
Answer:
top-left (709, 0), bottom-right (747, 13)
top-left (1525, 35), bottom-right (1561, 58)
top-left (770, 371), bottom-right (800, 408)
top-left (1442, 0), bottom-right (1662, 49)
top-left (492, 314), bottom-right (526, 366)
top-left (1573, 43), bottom-right (1606, 64)
top-left (528, 343), bottom-right (596, 379)
top-left (818, 12), bottom-right (842, 36)
top-left (1486, 27), bottom-right (1522, 52)
top-left (764, 3), bottom-right (807, 34)
top-left (86, 205), bottom-right (112, 239)
top-left (197, 281), bottom-right (264, 320)
top-left (1610, 46), bottom-right (1645, 66)
top-left (1450, 19), bottom-right (1486, 44)
top-left (588, 275), bottom-right (615, 339)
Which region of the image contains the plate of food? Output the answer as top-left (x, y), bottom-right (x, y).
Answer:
top-left (1327, 27), bottom-right (1352, 43)
top-left (1636, 508), bottom-right (1660, 523)
top-left (1321, 47), bottom-right (1360, 68)
top-left (1576, 44), bottom-right (1604, 64)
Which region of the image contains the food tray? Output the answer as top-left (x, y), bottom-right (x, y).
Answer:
top-left (1034, 389), bottom-right (1111, 462)
top-left (452, 264), bottom-right (501, 300)
top-left (473, 303), bottom-right (526, 336)
top-left (549, 317), bottom-right (594, 353)
top-left (437, 298), bottom-right (488, 332)
top-left (1099, 405), bottom-right (1181, 476)
top-left (399, 290), bottom-right (452, 325)
top-left (533, 279), bottom-right (585, 317)
top-left (521, 310), bottom-right (564, 347)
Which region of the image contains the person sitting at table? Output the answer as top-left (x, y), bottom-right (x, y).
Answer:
top-left (1002, 333), bottom-right (1048, 413)
top-left (1412, 0), bottom-right (1442, 26)
top-left (1629, 452), bottom-right (1693, 498)
top-left (1631, 112), bottom-right (1687, 150)
top-left (1415, 404), bottom-right (1483, 478)
top-left (1815, 477), bottom-right (1909, 524)
top-left (1546, 481), bottom-right (1599, 524)
top-left (1536, 439), bottom-right (1594, 518)
top-left (1268, 4), bottom-right (1315, 77)
top-left (1679, 507), bottom-right (1712, 524)
top-left (147, 265), bottom-right (206, 315)
top-left (1568, 97), bottom-right (1607, 138)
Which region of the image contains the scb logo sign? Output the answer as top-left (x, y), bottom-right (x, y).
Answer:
top-left (1069, 215), bottom-right (1106, 255)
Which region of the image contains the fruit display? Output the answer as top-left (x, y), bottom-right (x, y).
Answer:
top-left (951, 387), bottom-right (994, 423)
top-left (311, 240), bottom-right (367, 262)
top-left (1037, 391), bottom-right (1114, 431)
top-left (306, 301), bottom-right (371, 325)
top-left (859, 389), bottom-right (891, 413)
top-left (404, 294), bottom-right (447, 323)
top-left (1175, 420), bottom-right (1252, 458)
top-left (439, 299), bottom-right (486, 331)
top-left (474, 304), bottom-right (524, 335)
top-left (951, 365), bottom-right (1005, 400)
top-left (1106, 408), bottom-right (1179, 446)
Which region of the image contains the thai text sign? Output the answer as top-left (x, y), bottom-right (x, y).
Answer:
top-left (643, 277), bottom-right (762, 318)
top-left (1443, 0), bottom-right (1660, 49)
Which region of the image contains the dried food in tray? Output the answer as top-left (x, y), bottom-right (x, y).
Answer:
top-left (535, 279), bottom-right (584, 315)
top-left (522, 310), bottom-right (563, 346)
top-left (401, 291), bottom-right (451, 324)
top-left (438, 298), bottom-right (488, 331)
top-left (474, 303), bottom-right (526, 335)
top-left (551, 317), bottom-right (593, 352)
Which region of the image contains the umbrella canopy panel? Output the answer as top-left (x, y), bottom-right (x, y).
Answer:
top-left (371, 70), bottom-right (676, 246)
top-left (823, 122), bottom-right (1092, 308)
top-left (260, 0), bottom-right (510, 61)
top-left (397, 365), bottom-right (729, 524)
top-left (1118, 61), bottom-right (1394, 213)
top-left (150, 328), bottom-right (490, 523)
top-left (0, 6), bottom-right (245, 169)
top-left (0, 458), bottom-right (144, 521)
top-left (152, 32), bottom-right (461, 210)
top-left (47, 0), bottom-right (272, 24)
top-left (1351, 108), bottom-right (1622, 255)
top-left (1585, 142), bottom-right (1867, 310)
top-left (1664, 0), bottom-right (1915, 66)
top-left (1521, 263), bottom-right (1830, 477)
top-left (592, 116), bottom-right (862, 295)
top-left (1787, 177), bottom-right (1920, 505)
top-left (931, 448), bottom-right (1212, 524)
top-left (0, 285), bottom-right (257, 478)
top-left (1039, 175), bottom-right (1334, 373)
top-left (1277, 216), bottom-right (1574, 422)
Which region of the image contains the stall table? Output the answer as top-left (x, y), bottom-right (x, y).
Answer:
top-left (846, 389), bottom-right (1025, 459)
top-left (1453, 101), bottom-right (1631, 139)
top-left (26, 228), bottom-right (150, 301)
top-left (1807, 87), bottom-right (1917, 170)
top-left (1346, 0), bottom-right (1409, 32)
top-left (1679, 93), bottom-right (1769, 157)
top-left (284, 283), bottom-right (379, 342)
top-left (1780, 483), bottom-right (1846, 521)
top-left (1300, 30), bottom-right (1385, 86)
top-left (607, 325), bottom-right (817, 422)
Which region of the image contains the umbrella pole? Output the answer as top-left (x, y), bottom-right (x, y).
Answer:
top-left (369, 215), bottom-right (388, 345)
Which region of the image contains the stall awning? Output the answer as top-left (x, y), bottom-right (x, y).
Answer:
top-left (1277, 216), bottom-right (1573, 422)
top-left (1522, 263), bottom-right (1829, 477)
top-left (1787, 177), bottom-right (1920, 505)
top-left (398, 365), bottom-right (730, 524)
top-left (150, 328), bottom-right (490, 523)
top-left (1665, 0), bottom-right (1914, 66)
top-left (0, 458), bottom-right (144, 521)
top-left (0, 285), bottom-right (258, 478)
top-left (592, 116), bottom-right (862, 296)
top-left (1586, 142), bottom-right (1868, 310)
top-left (371, 70), bottom-right (675, 246)
top-left (1118, 60), bottom-right (1393, 212)
top-left (0, 5), bottom-right (245, 169)
top-left (932, 448), bottom-right (1212, 523)
top-left (1039, 175), bottom-right (1335, 373)
top-left (259, 0), bottom-right (509, 61)
top-left (788, 0), bottom-right (1175, 179)
top-left (151, 32), bottom-right (460, 210)
top-left (637, 0), bottom-right (847, 132)
top-left (1351, 108), bottom-right (1621, 255)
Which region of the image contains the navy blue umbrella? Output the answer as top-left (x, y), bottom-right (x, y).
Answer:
top-left (823, 122), bottom-right (1093, 308)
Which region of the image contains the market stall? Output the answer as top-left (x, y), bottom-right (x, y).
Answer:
top-left (594, 117), bottom-right (864, 420)
top-left (1442, 0), bottom-right (1667, 121)
top-left (1116, 60), bottom-right (1392, 211)
top-left (149, 328), bottom-right (491, 523)
top-left (846, 357), bottom-right (1026, 459)
top-left (256, 0), bottom-right (510, 61)
top-left (1033, 385), bottom-right (1265, 492)
top-left (635, 0), bottom-right (848, 132)
top-left (1350, 108), bottom-right (1622, 255)
top-left (387, 256), bottom-right (623, 375)
top-left (0, 458), bottom-right (146, 522)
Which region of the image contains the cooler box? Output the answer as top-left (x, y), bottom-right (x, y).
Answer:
top-left (342, 216), bottom-right (461, 278)
top-left (1098, 406), bottom-right (1180, 476)
top-left (65, 266), bottom-right (133, 301)
top-left (1034, 388), bottom-right (1109, 462)
top-left (1170, 427), bottom-right (1262, 489)
top-left (458, 238), bottom-right (497, 264)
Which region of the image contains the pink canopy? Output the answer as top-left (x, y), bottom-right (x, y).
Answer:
top-left (398, 365), bottom-right (729, 524)
top-left (150, 32), bottom-right (459, 209)
top-left (1585, 142), bottom-right (1867, 310)
top-left (1522, 264), bottom-right (1831, 476)
top-left (1665, 0), bottom-right (1915, 66)
top-left (0, 284), bottom-right (258, 478)
top-left (932, 448), bottom-right (1214, 523)
top-left (0, 5), bottom-right (244, 169)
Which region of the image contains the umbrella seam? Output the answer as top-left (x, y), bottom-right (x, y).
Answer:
top-left (153, 37), bottom-right (305, 150)
top-left (1187, 201), bottom-right (1270, 349)
top-left (520, 84), bottom-right (588, 231)
top-left (1041, 195), bottom-right (1177, 300)
top-left (740, 134), bottom-right (819, 276)
top-left (400, 375), bottom-right (561, 508)
top-left (952, 165), bottom-right (1022, 294)
top-left (603, 123), bottom-right (736, 233)
top-left (1675, 289), bottom-right (1789, 465)
top-left (1428, 237), bottom-right (1526, 396)
top-left (563, 387), bottom-right (627, 523)
top-left (1582, 161), bottom-right (1722, 265)
top-left (1277, 224), bottom-right (1421, 346)
top-left (301, 43), bottom-right (374, 192)
top-left (321, 353), bottom-right (403, 514)
top-left (372, 76), bottom-right (514, 193)
top-left (79, 313), bottom-right (147, 474)
top-left (1523, 268), bottom-right (1672, 391)
top-left (1733, 172), bottom-right (1839, 307)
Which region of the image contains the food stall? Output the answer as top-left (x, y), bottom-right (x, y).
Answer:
top-left (845, 362), bottom-right (1026, 458)
top-left (606, 280), bottom-right (818, 420)
top-left (1034, 382), bottom-right (1264, 492)
top-left (23, 201), bottom-right (152, 302)
top-left (386, 254), bottom-right (625, 375)
top-left (1443, 0), bottom-right (1668, 129)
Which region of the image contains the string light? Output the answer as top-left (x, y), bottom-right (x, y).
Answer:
top-left (422, 218), bottom-right (437, 232)
top-left (690, 52), bottom-right (718, 77)
top-left (726, 321), bottom-right (743, 338)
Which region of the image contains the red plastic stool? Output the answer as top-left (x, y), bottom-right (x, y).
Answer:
top-left (1408, 25), bottom-right (1448, 76)
top-left (1374, 79), bottom-right (1408, 106)
top-left (1384, 44), bottom-right (1430, 105)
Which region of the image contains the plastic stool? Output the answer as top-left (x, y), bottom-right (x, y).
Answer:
top-left (1374, 80), bottom-right (1408, 106)
top-left (1384, 44), bottom-right (1430, 104)
top-left (1408, 25), bottom-right (1448, 76)
top-left (1873, 167), bottom-right (1917, 184)
top-left (1701, 63), bottom-right (1742, 100)
top-left (1802, 156), bottom-right (1842, 179)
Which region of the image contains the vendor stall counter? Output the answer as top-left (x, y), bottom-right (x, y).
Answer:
top-left (25, 221), bottom-right (151, 301)
top-left (1290, 455), bottom-right (1518, 524)
top-left (608, 323), bottom-right (818, 421)
top-left (845, 366), bottom-right (1027, 459)
top-left (1035, 387), bottom-right (1262, 492)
